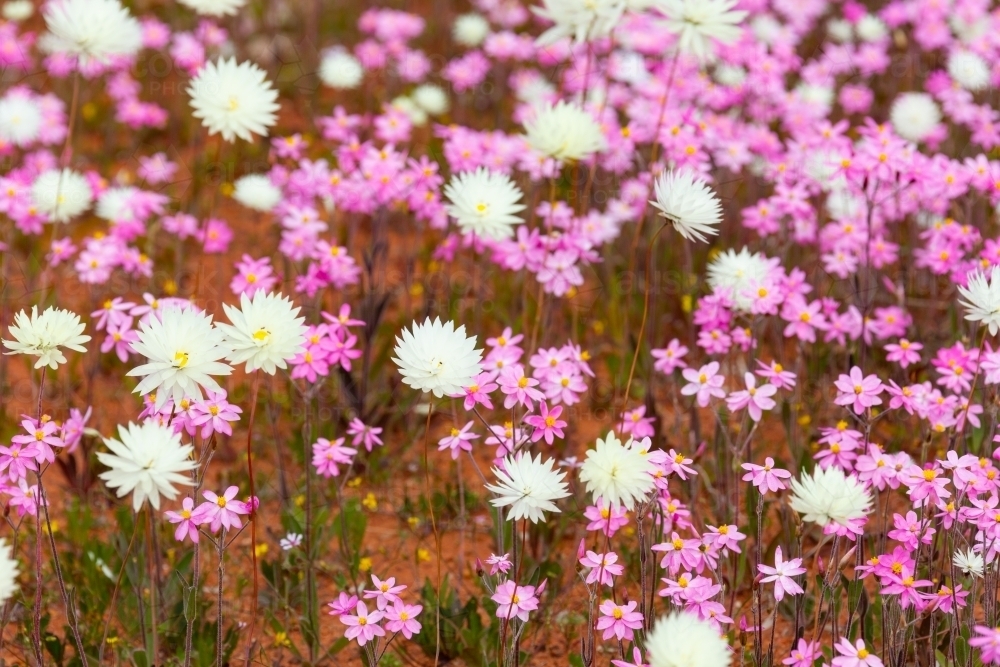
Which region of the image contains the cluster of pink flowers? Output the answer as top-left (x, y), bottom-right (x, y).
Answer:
top-left (328, 575), bottom-right (422, 646)
top-left (164, 486), bottom-right (256, 542)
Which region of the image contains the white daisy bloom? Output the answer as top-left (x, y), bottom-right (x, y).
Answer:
top-left (188, 58), bottom-right (280, 143)
top-left (658, 0), bottom-right (747, 63)
top-left (444, 168), bottom-right (526, 241)
top-left (97, 422), bottom-right (197, 511)
top-left (411, 84), bottom-right (450, 116)
top-left (2, 0), bottom-right (33, 21)
top-left (948, 50), bottom-right (991, 91)
top-left (706, 247), bottom-right (779, 311)
top-left (177, 0), bottom-right (247, 16)
top-left (579, 432), bottom-right (656, 510)
top-left (647, 611), bottom-right (731, 667)
top-left (127, 307), bottom-right (233, 409)
top-left (30, 168), bottom-right (93, 223)
top-left (532, 0), bottom-right (625, 47)
top-left (889, 92), bottom-right (940, 143)
top-left (0, 93), bottom-right (43, 147)
top-left (524, 101), bottom-right (607, 162)
top-left (96, 186), bottom-right (140, 224)
top-left (650, 169), bottom-right (723, 243)
top-left (486, 453), bottom-right (571, 523)
top-left (217, 291), bottom-right (308, 375)
top-left (392, 317), bottom-right (483, 398)
top-left (953, 548), bottom-right (985, 578)
top-left (3, 306), bottom-right (91, 370)
top-left (318, 49), bottom-right (364, 90)
top-left (0, 539), bottom-right (18, 606)
top-left (958, 266), bottom-right (1000, 335)
top-left (39, 0), bottom-right (143, 65)
top-left (233, 174), bottom-right (282, 212)
top-left (788, 466), bottom-right (872, 528)
top-left (453, 13), bottom-right (491, 47)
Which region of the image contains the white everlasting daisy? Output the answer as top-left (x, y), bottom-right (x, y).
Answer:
top-left (318, 49), bottom-right (364, 90)
top-left (233, 174), bottom-right (282, 212)
top-left (658, 0), bottom-right (747, 63)
top-left (444, 168), bottom-right (526, 241)
top-left (0, 94), bottom-right (43, 147)
top-left (127, 307), bottom-right (233, 409)
top-left (578, 432), bottom-right (656, 510)
top-left (217, 291), bottom-right (307, 375)
top-left (789, 466), bottom-right (872, 528)
top-left (647, 611), bottom-right (731, 667)
top-left (188, 58), bottom-right (280, 143)
top-left (412, 84), bottom-right (449, 116)
top-left (96, 186), bottom-right (140, 223)
top-left (855, 14), bottom-right (888, 42)
top-left (2, 0), bottom-right (33, 21)
top-left (958, 266), bottom-right (1000, 335)
top-left (948, 50), bottom-right (990, 91)
top-left (31, 168), bottom-right (93, 223)
top-left (826, 18), bottom-right (853, 43)
top-left (486, 453), bottom-right (571, 523)
top-left (524, 101), bottom-right (607, 162)
top-left (3, 306), bottom-right (90, 370)
top-left (393, 317), bottom-right (483, 398)
top-left (953, 548), bottom-right (985, 578)
top-left (889, 92), bottom-right (940, 143)
top-left (706, 248), bottom-right (779, 311)
top-left (650, 170), bottom-right (723, 243)
top-left (453, 13), bottom-right (491, 47)
top-left (97, 422), bottom-right (197, 511)
top-left (532, 0), bottom-right (626, 47)
top-left (391, 96), bottom-right (428, 125)
top-left (39, 0), bottom-right (142, 66)
top-left (0, 539), bottom-right (17, 606)
top-left (177, 0), bottom-right (247, 16)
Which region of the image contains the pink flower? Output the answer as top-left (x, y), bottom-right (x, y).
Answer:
top-left (725, 372), bottom-right (777, 422)
top-left (884, 339), bottom-right (922, 368)
top-left (832, 638), bottom-right (883, 667)
top-left (0, 442), bottom-right (40, 481)
top-left (455, 373), bottom-right (499, 410)
top-left (346, 418), bottom-right (383, 451)
top-left (596, 600), bottom-right (643, 641)
top-left (365, 575), bottom-right (407, 610)
top-left (524, 402), bottom-right (567, 444)
top-left (783, 639), bottom-right (821, 667)
top-left (579, 550), bottom-right (624, 587)
top-left (312, 437), bottom-right (357, 478)
top-left (755, 360), bottom-right (796, 390)
top-left (620, 405), bottom-right (655, 438)
top-left (491, 580), bottom-right (539, 622)
top-left (681, 362), bottom-right (726, 407)
top-left (651, 339), bottom-right (688, 374)
top-left (195, 486), bottom-right (249, 533)
top-left (328, 592), bottom-right (359, 616)
top-left (165, 497), bottom-right (201, 543)
top-left (741, 457), bottom-right (791, 494)
top-left (757, 547), bottom-right (806, 601)
top-left (584, 498), bottom-right (628, 536)
top-left (384, 601), bottom-right (422, 638)
top-left (498, 365), bottom-right (545, 410)
top-left (834, 366), bottom-right (884, 415)
top-left (438, 421), bottom-right (479, 459)
top-left (190, 392), bottom-right (242, 439)
top-left (486, 553), bottom-right (512, 575)
top-left (341, 602), bottom-right (385, 646)
top-left (972, 626), bottom-right (1000, 664)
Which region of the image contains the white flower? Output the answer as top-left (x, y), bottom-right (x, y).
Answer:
top-left (30, 168), bottom-right (93, 223)
top-left (826, 18), bottom-right (853, 43)
top-left (97, 422), bottom-right (196, 511)
top-left (0, 93), bottom-right (42, 147)
top-left (127, 307), bottom-right (233, 408)
top-left (706, 247), bottom-right (778, 311)
top-left (948, 50), bottom-right (990, 91)
top-left (889, 92), bottom-right (940, 143)
top-left (532, 0), bottom-right (625, 47)
top-left (453, 13), bottom-right (490, 47)
top-left (486, 453), bottom-right (571, 523)
top-left (411, 84), bottom-right (449, 116)
top-left (658, 0), bottom-right (746, 63)
top-left (524, 101), bottom-right (606, 162)
top-left (233, 174), bottom-right (282, 212)
top-left (647, 611), bottom-right (731, 667)
top-left (0, 539), bottom-right (17, 606)
top-left (650, 170), bottom-right (723, 243)
top-left (39, 0), bottom-right (142, 65)
top-left (953, 548), bottom-right (985, 578)
top-left (188, 58), bottom-right (280, 143)
top-left (855, 14), bottom-right (888, 42)
top-left (393, 317), bottom-right (482, 398)
top-left (217, 291), bottom-right (307, 375)
top-left (2, 0), bottom-right (33, 21)
top-left (318, 49), bottom-right (364, 90)
top-left (177, 0), bottom-right (246, 16)
top-left (579, 432), bottom-right (655, 510)
top-left (96, 186), bottom-right (140, 223)
top-left (3, 306), bottom-right (90, 370)
top-left (789, 466), bottom-right (872, 528)
top-left (444, 168), bottom-right (526, 241)
top-left (958, 266), bottom-right (1000, 335)
top-left (391, 96), bottom-right (428, 125)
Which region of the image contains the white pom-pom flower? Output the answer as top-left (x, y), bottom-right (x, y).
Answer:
top-left (97, 422), bottom-right (197, 511)
top-left (39, 0), bottom-right (143, 65)
top-left (188, 58), bottom-right (280, 143)
top-left (486, 453), bottom-right (571, 523)
top-left (218, 291), bottom-right (308, 375)
top-left (30, 168), bottom-right (93, 223)
top-left (444, 168), bottom-right (526, 241)
top-left (3, 305), bottom-right (91, 370)
top-left (578, 432), bottom-right (656, 510)
top-left (524, 101), bottom-right (606, 162)
top-left (889, 92), bottom-right (940, 143)
top-left (650, 169), bottom-right (724, 243)
top-left (789, 466), bottom-right (872, 528)
top-left (392, 317), bottom-right (483, 398)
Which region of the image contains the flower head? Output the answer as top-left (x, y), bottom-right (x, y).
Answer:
top-left (646, 611), bottom-right (731, 667)
top-left (579, 432), bottom-right (656, 510)
top-left (524, 101), bottom-right (606, 162)
top-left (3, 306), bottom-right (90, 370)
top-left (0, 539), bottom-right (17, 605)
top-left (393, 317), bottom-right (483, 398)
top-left (659, 0), bottom-right (747, 63)
top-left (188, 58), bottom-right (280, 142)
top-left (97, 422), bottom-right (197, 511)
top-left (39, 0), bottom-right (142, 65)
top-left (650, 170), bottom-right (723, 243)
top-left (959, 266), bottom-right (1000, 335)
top-left (218, 291), bottom-right (307, 375)
top-left (444, 168), bottom-right (526, 241)
top-left (789, 466), bottom-right (872, 529)
top-left (31, 169), bottom-right (93, 223)
top-left (486, 453), bottom-right (570, 523)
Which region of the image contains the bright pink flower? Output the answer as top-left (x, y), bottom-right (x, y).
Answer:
top-left (195, 486), bottom-right (249, 533)
top-left (758, 547), bottom-right (806, 601)
top-left (491, 581), bottom-right (539, 622)
top-left (726, 372), bottom-right (777, 422)
top-left (579, 550), bottom-right (623, 587)
top-left (525, 402), bottom-right (567, 444)
top-left (681, 362), bottom-right (726, 407)
top-left (834, 366), bottom-right (884, 415)
top-left (832, 638), bottom-right (883, 667)
top-left (438, 421), bottom-right (479, 459)
top-left (165, 497), bottom-right (201, 543)
top-left (384, 601), bottom-right (422, 638)
top-left (596, 600), bottom-right (643, 641)
top-left (365, 575), bottom-right (407, 610)
top-left (741, 457), bottom-right (791, 494)
top-left (341, 602), bottom-right (385, 646)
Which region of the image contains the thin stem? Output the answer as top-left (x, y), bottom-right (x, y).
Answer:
top-left (243, 369), bottom-right (262, 663)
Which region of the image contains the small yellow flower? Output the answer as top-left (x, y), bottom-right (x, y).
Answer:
top-left (274, 631), bottom-right (291, 648)
top-left (105, 637), bottom-right (119, 646)
top-left (592, 320), bottom-right (605, 335)
top-left (162, 278), bottom-right (178, 296)
top-left (348, 477), bottom-right (363, 488)
top-left (294, 494), bottom-right (305, 507)
top-left (362, 492), bottom-right (377, 511)
top-left (81, 102), bottom-right (98, 121)
top-left (797, 414), bottom-right (812, 426)
top-left (407, 516), bottom-right (420, 529)
top-left (255, 543), bottom-right (269, 558)
top-left (681, 294), bottom-right (693, 313)
top-left (220, 182), bottom-right (235, 197)
top-left (416, 548), bottom-right (431, 563)
top-left (358, 557), bottom-right (373, 572)
top-left (409, 283), bottom-right (424, 296)
top-left (48, 521), bottom-right (59, 534)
